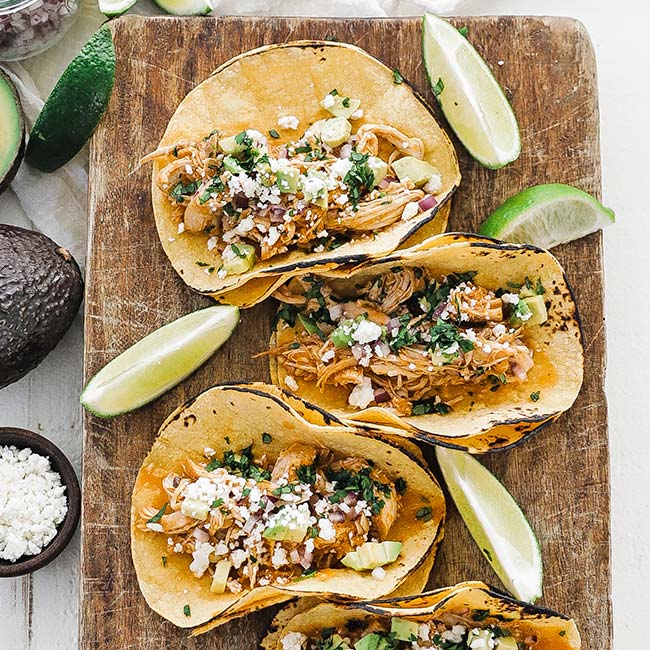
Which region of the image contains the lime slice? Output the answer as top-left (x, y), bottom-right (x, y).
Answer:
top-left (81, 305), bottom-right (239, 418)
top-left (479, 183), bottom-right (615, 248)
top-left (99, 0), bottom-right (137, 17)
top-left (435, 447), bottom-right (543, 603)
top-left (25, 26), bottom-right (115, 173)
top-left (152, 0), bottom-right (213, 15)
top-left (422, 14), bottom-right (521, 169)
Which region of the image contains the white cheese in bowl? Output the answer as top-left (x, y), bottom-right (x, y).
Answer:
top-left (0, 445), bottom-right (68, 562)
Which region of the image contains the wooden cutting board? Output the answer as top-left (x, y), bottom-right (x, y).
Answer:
top-left (82, 15), bottom-right (610, 649)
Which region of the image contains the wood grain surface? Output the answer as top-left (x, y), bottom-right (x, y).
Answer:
top-left (82, 15), bottom-right (610, 649)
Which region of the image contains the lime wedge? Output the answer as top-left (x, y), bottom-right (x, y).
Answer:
top-left (435, 447), bottom-right (543, 603)
top-left (81, 305), bottom-right (239, 418)
top-left (99, 0), bottom-right (137, 17)
top-left (152, 0), bottom-right (213, 15)
top-left (479, 183), bottom-right (615, 248)
top-left (25, 26), bottom-right (115, 173)
top-left (422, 14), bottom-right (521, 169)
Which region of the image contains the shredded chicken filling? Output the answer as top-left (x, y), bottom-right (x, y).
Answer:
top-left (141, 91), bottom-right (443, 276)
top-left (265, 269), bottom-right (545, 416)
top-left (137, 443), bottom-right (402, 593)
top-left (285, 614), bottom-right (537, 649)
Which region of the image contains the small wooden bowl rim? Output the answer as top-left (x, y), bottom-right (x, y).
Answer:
top-left (0, 427), bottom-right (81, 578)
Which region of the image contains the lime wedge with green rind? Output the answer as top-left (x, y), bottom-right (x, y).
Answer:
top-left (152, 0), bottom-right (213, 16)
top-left (422, 13), bottom-right (521, 169)
top-left (81, 305), bottom-right (239, 418)
top-left (479, 183), bottom-right (615, 248)
top-left (99, 0), bottom-right (138, 17)
top-left (435, 446), bottom-right (543, 603)
top-left (25, 26), bottom-right (115, 173)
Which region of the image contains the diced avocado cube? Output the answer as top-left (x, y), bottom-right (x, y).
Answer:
top-left (342, 541), bottom-right (402, 571)
top-left (390, 617), bottom-right (419, 642)
top-left (468, 629), bottom-right (495, 647)
top-left (367, 156), bottom-right (388, 186)
top-left (307, 119), bottom-right (328, 139)
top-left (392, 156), bottom-right (440, 188)
top-left (495, 635), bottom-right (518, 650)
top-left (222, 243), bottom-right (256, 276)
top-left (257, 161), bottom-right (274, 187)
top-left (262, 523), bottom-right (307, 543)
top-left (276, 168), bottom-right (301, 194)
top-left (220, 133), bottom-right (247, 155)
top-left (522, 295), bottom-right (548, 326)
top-left (354, 633), bottom-right (392, 650)
top-left (509, 298), bottom-right (533, 327)
top-left (180, 497), bottom-right (210, 521)
top-left (330, 320), bottom-right (354, 348)
top-left (223, 155), bottom-right (245, 175)
top-left (519, 287), bottom-right (536, 299)
top-left (320, 117), bottom-right (352, 148)
top-left (210, 559), bottom-right (231, 593)
top-left (321, 94), bottom-right (362, 119)
top-left (328, 634), bottom-right (352, 650)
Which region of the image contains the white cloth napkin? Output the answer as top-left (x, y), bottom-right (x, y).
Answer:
top-left (0, 0), bottom-right (463, 270)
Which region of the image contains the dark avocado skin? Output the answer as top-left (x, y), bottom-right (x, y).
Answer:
top-left (0, 224), bottom-right (83, 388)
top-left (0, 68), bottom-right (25, 196)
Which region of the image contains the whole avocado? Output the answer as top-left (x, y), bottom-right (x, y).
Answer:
top-left (0, 225), bottom-right (83, 388)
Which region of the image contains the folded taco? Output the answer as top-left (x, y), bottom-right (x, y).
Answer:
top-left (264, 235), bottom-right (584, 452)
top-left (141, 41), bottom-right (460, 305)
top-left (262, 581), bottom-right (581, 650)
top-left (130, 384), bottom-right (445, 633)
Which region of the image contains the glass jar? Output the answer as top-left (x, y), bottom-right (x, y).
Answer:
top-left (0, 0), bottom-right (80, 61)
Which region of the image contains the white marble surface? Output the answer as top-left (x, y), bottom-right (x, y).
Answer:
top-left (1, 1), bottom-right (648, 647)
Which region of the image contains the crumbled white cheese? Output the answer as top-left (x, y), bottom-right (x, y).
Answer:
top-left (321, 349), bottom-right (335, 364)
top-left (271, 545), bottom-right (289, 568)
top-left (492, 323), bottom-right (507, 337)
top-left (442, 625), bottom-right (467, 643)
top-left (189, 542), bottom-right (215, 578)
top-left (321, 93), bottom-right (336, 109)
top-left (418, 624), bottom-right (431, 641)
top-left (0, 446), bottom-right (68, 562)
top-left (351, 320), bottom-right (382, 344)
top-left (401, 201), bottom-right (420, 220)
top-left (501, 293), bottom-right (520, 304)
top-left (278, 115), bottom-right (300, 130)
top-left (350, 108), bottom-right (364, 120)
top-left (371, 566), bottom-right (386, 580)
top-left (284, 376), bottom-right (299, 391)
top-left (335, 193), bottom-right (349, 205)
top-left (317, 517), bottom-right (336, 541)
top-left (331, 157), bottom-right (353, 179)
top-left (265, 503), bottom-right (315, 533)
top-left (177, 222), bottom-right (185, 234)
top-left (423, 175), bottom-right (442, 193)
top-left (348, 377), bottom-right (375, 409)
top-left (281, 632), bottom-right (307, 650)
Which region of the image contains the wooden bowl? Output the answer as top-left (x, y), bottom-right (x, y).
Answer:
top-left (0, 427), bottom-right (81, 577)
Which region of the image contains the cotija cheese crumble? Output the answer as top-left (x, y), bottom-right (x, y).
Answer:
top-left (0, 446), bottom-right (68, 562)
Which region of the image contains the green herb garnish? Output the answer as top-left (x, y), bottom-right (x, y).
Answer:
top-left (530, 391), bottom-right (541, 402)
top-left (262, 432), bottom-right (272, 444)
top-left (268, 129), bottom-right (280, 139)
top-left (432, 77), bottom-right (445, 96)
top-left (183, 604), bottom-right (191, 617)
top-left (416, 507), bottom-right (433, 521)
top-left (392, 69), bottom-right (404, 84)
top-left (147, 503), bottom-right (167, 524)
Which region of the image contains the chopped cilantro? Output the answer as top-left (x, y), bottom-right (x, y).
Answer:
top-left (211, 498), bottom-right (224, 508)
top-left (416, 507), bottom-right (432, 521)
top-left (325, 466), bottom-right (389, 514)
top-left (147, 503), bottom-right (167, 524)
top-left (328, 88), bottom-right (339, 96)
top-left (183, 604), bottom-right (191, 617)
top-left (169, 180), bottom-right (199, 203)
top-left (161, 555), bottom-right (167, 567)
top-left (472, 608), bottom-right (490, 621)
top-left (458, 25), bottom-right (468, 37)
top-left (343, 150), bottom-right (375, 209)
top-left (342, 96), bottom-right (351, 108)
top-left (395, 477), bottom-right (407, 495)
top-left (274, 303), bottom-right (299, 327)
top-left (432, 77), bottom-right (445, 96)
top-left (223, 202), bottom-right (239, 217)
top-left (535, 277), bottom-right (546, 295)
top-left (412, 400), bottom-right (452, 416)
top-left (297, 464), bottom-right (317, 484)
top-left (530, 391), bottom-right (541, 402)
top-left (392, 68), bottom-right (404, 84)
top-left (203, 129), bottom-right (219, 141)
top-left (262, 432), bottom-right (272, 444)
top-left (295, 144), bottom-right (312, 154)
top-left (428, 319), bottom-right (474, 355)
top-left (268, 129), bottom-right (280, 139)
top-left (230, 243), bottom-right (246, 258)
top-left (195, 261), bottom-right (209, 267)
top-left (205, 458), bottom-right (220, 472)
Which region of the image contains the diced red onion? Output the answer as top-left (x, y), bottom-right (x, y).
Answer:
top-left (234, 193), bottom-right (249, 209)
top-left (278, 146), bottom-right (288, 159)
top-left (379, 176), bottom-right (398, 189)
top-left (193, 528), bottom-right (210, 542)
top-left (374, 341), bottom-right (391, 357)
top-left (418, 194), bottom-right (438, 212)
top-left (432, 302), bottom-right (448, 319)
top-left (289, 549), bottom-right (301, 564)
top-left (350, 344), bottom-right (364, 360)
top-left (344, 493), bottom-right (358, 507)
top-left (242, 513), bottom-right (261, 534)
top-left (387, 317), bottom-right (400, 330)
top-left (298, 554), bottom-right (312, 569)
top-left (374, 388), bottom-right (391, 403)
top-left (329, 510), bottom-right (345, 523)
top-left (328, 304), bottom-right (344, 321)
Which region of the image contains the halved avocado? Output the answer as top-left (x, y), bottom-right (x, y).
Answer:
top-left (0, 69), bottom-right (25, 195)
top-left (0, 225), bottom-right (83, 389)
